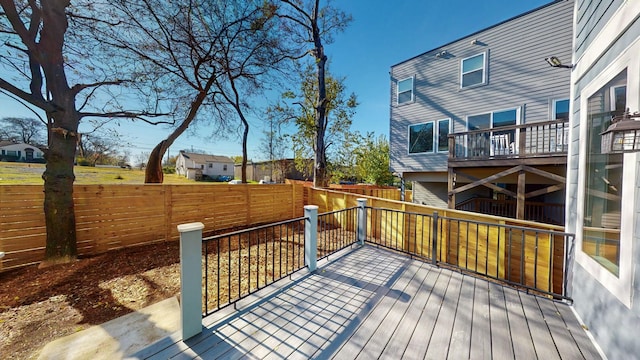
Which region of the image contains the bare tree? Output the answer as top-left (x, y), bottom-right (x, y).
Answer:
top-left (104, 0), bottom-right (291, 183)
top-left (0, 117), bottom-right (45, 145)
top-left (0, 1), bottom-right (171, 263)
top-left (277, 0), bottom-right (352, 187)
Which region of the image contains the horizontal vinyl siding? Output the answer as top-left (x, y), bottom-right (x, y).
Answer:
top-left (390, 0), bottom-right (573, 174)
top-left (575, 0), bottom-right (625, 58)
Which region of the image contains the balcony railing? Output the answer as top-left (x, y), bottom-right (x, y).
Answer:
top-left (177, 199), bottom-right (574, 339)
top-left (456, 198), bottom-right (565, 225)
top-left (448, 119), bottom-right (569, 161)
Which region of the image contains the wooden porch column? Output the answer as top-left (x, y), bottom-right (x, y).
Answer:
top-left (517, 170), bottom-right (526, 220)
top-left (448, 167), bottom-right (455, 209)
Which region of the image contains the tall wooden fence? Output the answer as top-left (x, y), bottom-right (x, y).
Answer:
top-left (307, 187), bottom-right (569, 296)
top-left (0, 184), bottom-right (304, 272)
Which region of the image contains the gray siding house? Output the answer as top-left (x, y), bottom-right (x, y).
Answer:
top-left (390, 0), bottom-right (573, 223)
top-left (566, 0), bottom-right (640, 358)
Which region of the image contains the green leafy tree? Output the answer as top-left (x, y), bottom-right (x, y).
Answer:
top-left (269, 66), bottom-right (357, 183)
top-left (276, 0), bottom-right (352, 187)
top-left (355, 133), bottom-right (394, 186)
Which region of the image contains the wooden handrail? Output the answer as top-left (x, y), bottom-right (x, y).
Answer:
top-left (447, 119), bottom-right (568, 137)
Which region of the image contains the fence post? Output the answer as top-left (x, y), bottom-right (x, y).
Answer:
top-left (432, 212), bottom-right (439, 266)
top-left (357, 198), bottom-right (367, 245)
top-left (178, 222), bottom-right (204, 340)
top-left (304, 205), bottom-right (318, 272)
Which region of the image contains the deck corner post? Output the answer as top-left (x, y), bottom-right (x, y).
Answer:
top-left (304, 205), bottom-right (318, 272)
top-left (178, 222), bottom-right (204, 340)
top-left (432, 211), bottom-right (439, 265)
top-left (357, 198), bottom-right (367, 245)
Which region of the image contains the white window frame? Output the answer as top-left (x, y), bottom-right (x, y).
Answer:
top-left (552, 98), bottom-right (570, 120)
top-left (437, 118), bottom-right (451, 153)
top-left (466, 107), bottom-right (521, 131)
top-left (407, 121), bottom-right (435, 155)
top-left (609, 85), bottom-right (627, 112)
top-left (575, 39), bottom-right (640, 309)
top-left (460, 52), bottom-right (488, 89)
top-left (397, 76), bottom-right (414, 105)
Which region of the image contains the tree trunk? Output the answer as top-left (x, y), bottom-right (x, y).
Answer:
top-left (311, 0), bottom-right (328, 188)
top-left (144, 81), bottom-right (215, 183)
top-left (38, 0), bottom-right (79, 264)
top-left (145, 140), bottom-right (168, 183)
top-left (241, 120), bottom-right (249, 183)
top-left (42, 112), bottom-right (79, 264)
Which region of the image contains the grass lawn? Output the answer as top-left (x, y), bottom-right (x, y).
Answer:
top-left (0, 162), bottom-right (196, 185)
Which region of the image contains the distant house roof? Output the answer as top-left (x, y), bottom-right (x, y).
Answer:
top-left (180, 151), bottom-right (233, 164)
top-left (0, 140), bottom-right (18, 147)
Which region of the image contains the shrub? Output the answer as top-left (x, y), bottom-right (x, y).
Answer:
top-left (162, 166), bottom-right (176, 174)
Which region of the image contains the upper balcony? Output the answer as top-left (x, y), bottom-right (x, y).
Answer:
top-left (448, 119), bottom-right (569, 167)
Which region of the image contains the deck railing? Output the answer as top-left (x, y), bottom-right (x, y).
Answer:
top-left (364, 206), bottom-right (573, 301)
top-left (456, 198), bottom-right (565, 225)
top-left (200, 217), bottom-right (307, 317)
top-left (448, 119), bottom-right (569, 160)
top-left (317, 207), bottom-right (359, 260)
top-left (178, 197), bottom-right (574, 339)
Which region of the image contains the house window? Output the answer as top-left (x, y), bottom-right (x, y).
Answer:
top-left (461, 53), bottom-right (487, 88)
top-left (467, 108), bottom-right (517, 130)
top-left (223, 164), bottom-right (227, 171)
top-left (208, 163), bottom-right (213, 168)
top-left (408, 122), bottom-right (434, 154)
top-left (200, 165), bottom-right (204, 170)
top-left (467, 108), bottom-right (519, 156)
top-left (397, 77), bottom-right (414, 104)
top-left (582, 70), bottom-right (626, 276)
top-left (553, 99), bottom-right (570, 120)
top-left (437, 119), bottom-right (450, 152)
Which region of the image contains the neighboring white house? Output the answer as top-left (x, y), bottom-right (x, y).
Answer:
top-left (0, 140), bottom-right (45, 162)
top-left (175, 151), bottom-right (234, 180)
top-left (565, 1), bottom-right (640, 358)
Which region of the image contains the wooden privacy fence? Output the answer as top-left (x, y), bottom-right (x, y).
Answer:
top-left (307, 187), bottom-right (571, 298)
top-left (0, 184), bottom-right (304, 272)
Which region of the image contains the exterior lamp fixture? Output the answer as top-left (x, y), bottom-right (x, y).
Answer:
top-left (545, 56), bottom-right (573, 69)
top-left (600, 109), bottom-right (640, 154)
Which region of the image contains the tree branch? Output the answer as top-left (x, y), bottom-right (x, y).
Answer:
top-left (78, 111), bottom-right (174, 125)
top-left (70, 79), bottom-right (131, 96)
top-left (0, 77), bottom-right (60, 112)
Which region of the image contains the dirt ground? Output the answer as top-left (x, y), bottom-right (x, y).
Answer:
top-left (0, 242), bottom-right (182, 360)
top-left (0, 225), bottom-right (346, 360)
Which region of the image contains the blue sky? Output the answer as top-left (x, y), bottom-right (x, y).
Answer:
top-left (0, 0), bottom-right (551, 162)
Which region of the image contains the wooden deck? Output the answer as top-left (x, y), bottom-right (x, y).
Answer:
top-left (132, 246), bottom-right (601, 359)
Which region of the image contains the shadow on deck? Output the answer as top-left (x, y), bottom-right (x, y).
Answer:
top-left (131, 246), bottom-right (601, 359)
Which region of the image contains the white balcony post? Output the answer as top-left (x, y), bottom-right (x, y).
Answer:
top-left (178, 222), bottom-right (204, 340)
top-left (304, 205), bottom-right (318, 272)
top-left (357, 198), bottom-right (367, 245)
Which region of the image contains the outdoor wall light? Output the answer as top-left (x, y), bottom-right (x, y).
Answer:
top-left (435, 50), bottom-right (448, 58)
top-left (601, 109), bottom-right (640, 154)
top-left (545, 56), bottom-right (573, 69)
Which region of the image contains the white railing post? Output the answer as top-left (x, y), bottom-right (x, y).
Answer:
top-left (178, 222), bottom-right (204, 340)
top-left (304, 205), bottom-right (318, 272)
top-left (357, 198), bottom-right (367, 245)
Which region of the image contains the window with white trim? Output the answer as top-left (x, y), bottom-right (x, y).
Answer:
top-left (408, 118), bottom-right (451, 154)
top-left (397, 77), bottom-right (414, 104)
top-left (552, 99), bottom-right (570, 120)
top-left (437, 119), bottom-right (450, 152)
top-left (461, 53), bottom-right (487, 88)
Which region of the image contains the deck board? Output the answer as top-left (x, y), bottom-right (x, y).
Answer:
top-left (470, 278), bottom-right (492, 360)
top-left (446, 275), bottom-right (474, 360)
top-left (503, 286), bottom-right (537, 358)
top-left (489, 282), bottom-right (515, 359)
top-left (132, 245), bottom-right (602, 360)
